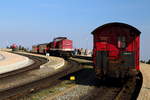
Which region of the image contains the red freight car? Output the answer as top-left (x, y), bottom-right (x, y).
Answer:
top-left (92, 22), bottom-right (141, 78)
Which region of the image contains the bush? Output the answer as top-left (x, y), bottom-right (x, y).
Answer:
top-left (146, 59), bottom-right (150, 64)
top-left (140, 60), bottom-right (145, 63)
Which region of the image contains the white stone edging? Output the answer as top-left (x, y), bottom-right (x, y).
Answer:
top-left (40, 58), bottom-right (65, 70)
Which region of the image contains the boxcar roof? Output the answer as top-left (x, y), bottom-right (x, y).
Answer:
top-left (38, 43), bottom-right (49, 46)
top-left (54, 37), bottom-right (67, 40)
top-left (91, 22), bottom-right (141, 35)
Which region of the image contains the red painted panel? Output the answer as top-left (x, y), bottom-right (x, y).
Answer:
top-left (62, 39), bottom-right (73, 51)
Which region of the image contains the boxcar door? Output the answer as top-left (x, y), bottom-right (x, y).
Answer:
top-left (96, 36), bottom-right (109, 76)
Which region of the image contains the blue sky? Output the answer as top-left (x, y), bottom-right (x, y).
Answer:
top-left (0, 0), bottom-right (149, 60)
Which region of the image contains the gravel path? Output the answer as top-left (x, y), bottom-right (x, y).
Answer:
top-left (51, 85), bottom-right (96, 100)
top-left (138, 63), bottom-right (150, 100)
top-left (48, 78), bottom-right (122, 100)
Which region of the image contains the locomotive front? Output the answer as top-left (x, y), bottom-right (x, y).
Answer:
top-left (92, 22), bottom-right (141, 78)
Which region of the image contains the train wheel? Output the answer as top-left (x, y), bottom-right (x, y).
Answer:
top-left (95, 67), bottom-right (104, 80)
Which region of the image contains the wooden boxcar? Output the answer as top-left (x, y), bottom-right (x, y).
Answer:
top-left (92, 22), bottom-right (141, 78)
top-left (32, 45), bottom-right (39, 53)
top-left (38, 43), bottom-right (49, 54)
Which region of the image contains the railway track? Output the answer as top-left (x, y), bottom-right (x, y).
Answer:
top-left (79, 73), bottom-right (142, 100)
top-left (0, 53), bottom-right (82, 100)
top-left (0, 54), bottom-right (142, 100)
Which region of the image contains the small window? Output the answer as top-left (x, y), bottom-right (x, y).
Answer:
top-left (118, 36), bottom-right (126, 48)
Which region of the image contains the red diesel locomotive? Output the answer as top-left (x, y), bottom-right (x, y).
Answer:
top-left (92, 22), bottom-right (141, 78)
top-left (47, 37), bottom-right (73, 57)
top-left (32, 37), bottom-right (73, 58)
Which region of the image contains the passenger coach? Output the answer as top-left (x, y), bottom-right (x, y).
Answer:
top-left (92, 22), bottom-right (141, 78)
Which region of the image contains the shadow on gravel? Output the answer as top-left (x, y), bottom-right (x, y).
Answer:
top-left (78, 62), bottom-right (94, 66)
top-left (60, 67), bottom-right (124, 88)
top-left (73, 56), bottom-right (93, 61)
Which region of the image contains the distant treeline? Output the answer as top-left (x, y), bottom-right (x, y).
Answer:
top-left (6, 45), bottom-right (29, 52)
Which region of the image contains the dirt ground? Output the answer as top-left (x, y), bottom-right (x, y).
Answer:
top-left (0, 51), bottom-right (27, 66)
top-left (138, 63), bottom-right (150, 100)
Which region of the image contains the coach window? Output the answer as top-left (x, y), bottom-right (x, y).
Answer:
top-left (118, 36), bottom-right (126, 48)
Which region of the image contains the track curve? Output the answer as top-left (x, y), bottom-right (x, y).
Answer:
top-left (0, 54), bottom-right (82, 100)
top-left (0, 53), bottom-right (48, 78)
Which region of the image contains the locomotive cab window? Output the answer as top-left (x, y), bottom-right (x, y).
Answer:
top-left (118, 36), bottom-right (126, 48)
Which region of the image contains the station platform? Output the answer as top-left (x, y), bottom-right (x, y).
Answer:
top-left (0, 51), bottom-right (33, 74)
